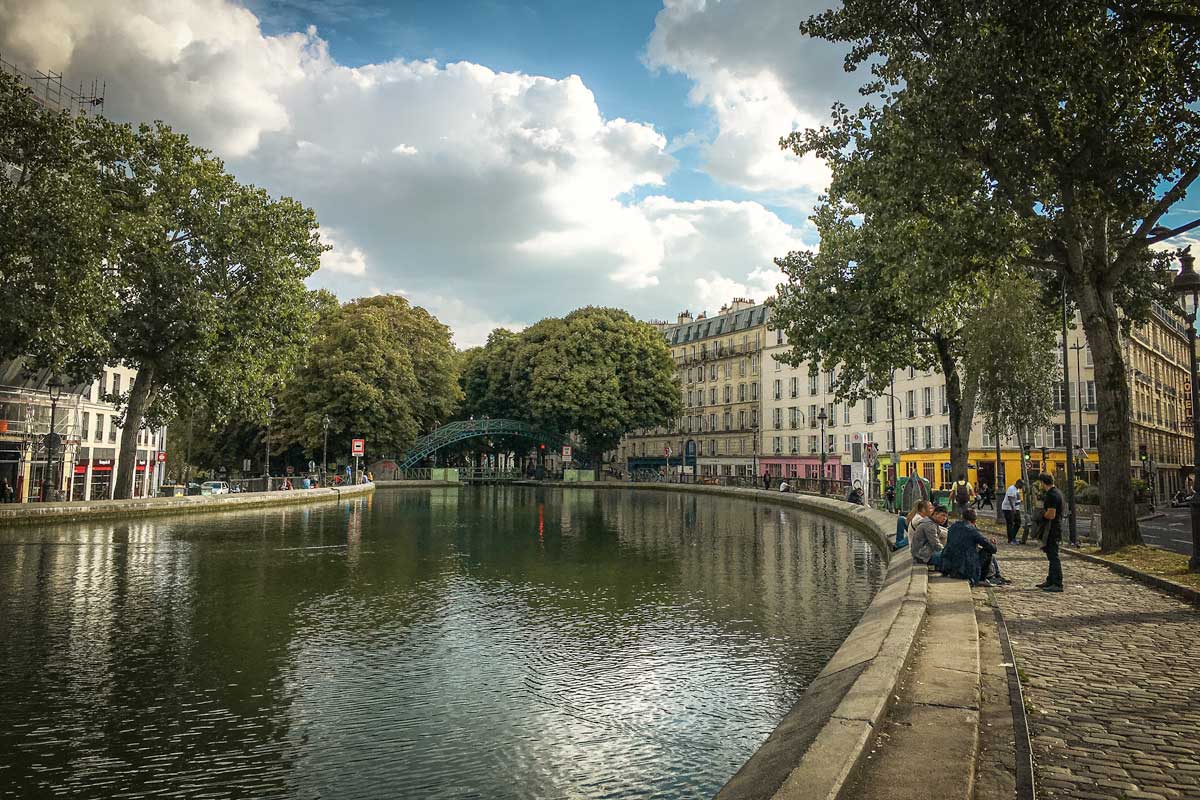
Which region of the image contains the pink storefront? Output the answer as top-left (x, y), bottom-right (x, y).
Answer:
top-left (759, 455), bottom-right (845, 482)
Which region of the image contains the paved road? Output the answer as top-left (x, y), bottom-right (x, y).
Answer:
top-left (991, 545), bottom-right (1200, 799)
top-left (1138, 506), bottom-right (1196, 557)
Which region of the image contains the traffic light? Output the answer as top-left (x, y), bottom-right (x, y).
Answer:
top-left (1021, 444), bottom-right (1031, 461)
top-left (1139, 443), bottom-right (1148, 462)
top-left (539, 443), bottom-right (545, 452)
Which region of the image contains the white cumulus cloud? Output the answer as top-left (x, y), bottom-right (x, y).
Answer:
top-left (1, 0), bottom-right (815, 345)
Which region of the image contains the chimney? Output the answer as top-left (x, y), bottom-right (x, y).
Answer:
top-left (728, 297), bottom-right (755, 312)
top-left (677, 310), bottom-right (693, 324)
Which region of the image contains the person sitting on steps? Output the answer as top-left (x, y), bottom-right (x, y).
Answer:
top-left (939, 508), bottom-right (1000, 587)
top-left (910, 503), bottom-right (946, 568)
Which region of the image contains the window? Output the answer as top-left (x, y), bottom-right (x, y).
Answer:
top-left (109, 415), bottom-right (118, 443)
top-left (1084, 381), bottom-right (1096, 410)
top-left (738, 410), bottom-right (746, 429)
top-left (808, 374), bottom-right (818, 395)
top-left (774, 379), bottom-right (782, 400)
top-left (809, 404), bottom-right (818, 427)
top-left (864, 398), bottom-right (875, 424)
top-left (824, 370), bottom-right (835, 393)
top-left (773, 436), bottom-right (782, 453)
top-left (112, 372), bottom-right (121, 397)
top-left (710, 365), bottom-right (717, 381)
top-left (843, 404), bottom-right (850, 424)
top-left (885, 396), bottom-right (893, 421)
top-left (751, 382), bottom-right (759, 401)
top-left (724, 363), bottom-right (732, 379)
top-left (709, 413), bottom-right (717, 431)
top-left (1053, 424), bottom-right (1065, 448)
top-left (687, 390), bottom-right (694, 407)
top-left (790, 407), bottom-right (800, 429)
top-left (739, 360), bottom-right (746, 377)
top-left (827, 403), bottom-right (836, 425)
top-left (1086, 424), bottom-right (1097, 449)
top-left (81, 412), bottom-right (90, 440)
top-left (906, 390), bottom-right (915, 418)
top-left (709, 388), bottom-right (717, 404)
top-left (826, 434), bottom-right (836, 452)
top-left (886, 429), bottom-right (895, 450)
top-left (940, 424), bottom-right (949, 448)
top-left (790, 377), bottom-right (799, 398)
top-left (843, 434), bottom-right (851, 452)
top-left (906, 427), bottom-right (917, 449)
top-left (922, 387), bottom-right (932, 416)
top-left (99, 371), bottom-right (107, 399)
top-left (983, 430), bottom-right (993, 448)
top-left (738, 383), bottom-right (746, 402)
top-left (923, 426), bottom-right (933, 449)
top-left (708, 440), bottom-right (717, 456)
top-left (806, 435), bottom-right (816, 453)
top-left (723, 411), bottom-right (732, 430)
top-left (773, 408), bottom-right (783, 429)
top-left (776, 329), bottom-right (784, 345)
top-left (908, 367), bottom-right (915, 379)
top-left (724, 385), bottom-right (732, 403)
top-left (1052, 383), bottom-right (1065, 410)
top-left (938, 385), bottom-right (947, 414)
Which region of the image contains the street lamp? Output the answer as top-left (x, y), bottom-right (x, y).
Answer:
top-left (817, 406), bottom-right (828, 496)
top-left (44, 379), bottom-right (63, 502)
top-left (265, 397), bottom-right (274, 489)
top-left (1170, 246), bottom-right (1200, 571)
top-left (322, 415), bottom-right (330, 486)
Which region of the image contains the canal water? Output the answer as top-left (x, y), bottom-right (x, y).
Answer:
top-left (0, 486), bottom-right (884, 799)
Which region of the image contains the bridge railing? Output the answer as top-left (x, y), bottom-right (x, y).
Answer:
top-left (626, 471), bottom-right (853, 497)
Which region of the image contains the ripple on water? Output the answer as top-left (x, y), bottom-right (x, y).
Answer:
top-left (0, 487), bottom-right (883, 799)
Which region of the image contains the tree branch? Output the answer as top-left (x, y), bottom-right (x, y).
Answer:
top-left (1145, 217), bottom-right (1200, 245)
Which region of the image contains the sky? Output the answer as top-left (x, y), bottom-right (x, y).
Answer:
top-left (1, 0), bottom-right (866, 346)
top-left (4, 1), bottom-right (1194, 347)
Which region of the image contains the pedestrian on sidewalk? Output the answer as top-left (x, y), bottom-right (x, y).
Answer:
top-left (761, 470), bottom-right (771, 490)
top-left (884, 481), bottom-right (896, 513)
top-left (1036, 473), bottom-right (1065, 592)
top-left (978, 482), bottom-right (995, 510)
top-left (1002, 479), bottom-right (1023, 543)
top-left (950, 474), bottom-right (974, 518)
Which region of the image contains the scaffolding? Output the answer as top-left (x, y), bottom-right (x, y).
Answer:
top-left (0, 52), bottom-right (104, 114)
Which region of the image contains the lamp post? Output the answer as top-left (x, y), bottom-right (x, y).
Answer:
top-left (817, 407), bottom-right (828, 496)
top-left (44, 380), bottom-right (63, 502)
top-left (1060, 278), bottom-right (1079, 546)
top-left (265, 397), bottom-right (274, 489)
top-left (322, 415), bottom-right (330, 486)
top-left (1169, 247), bottom-right (1200, 571)
top-left (1071, 342), bottom-right (1087, 472)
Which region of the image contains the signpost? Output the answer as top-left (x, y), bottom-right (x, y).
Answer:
top-left (561, 445), bottom-right (572, 461)
top-left (156, 451), bottom-right (167, 463)
top-left (352, 438), bottom-right (365, 483)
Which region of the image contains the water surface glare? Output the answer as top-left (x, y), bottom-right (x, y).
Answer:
top-left (0, 486), bottom-right (884, 799)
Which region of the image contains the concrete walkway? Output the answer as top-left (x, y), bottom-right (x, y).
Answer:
top-left (842, 575), bottom-right (981, 800)
top-left (990, 543), bottom-right (1200, 799)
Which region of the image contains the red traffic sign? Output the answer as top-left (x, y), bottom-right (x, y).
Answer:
top-left (156, 451), bottom-right (167, 463)
top-left (351, 438), bottom-right (365, 456)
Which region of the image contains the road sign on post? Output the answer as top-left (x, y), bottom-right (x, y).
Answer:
top-left (156, 451), bottom-right (167, 463)
top-left (561, 445), bottom-right (572, 461)
top-left (351, 438), bottom-right (365, 456)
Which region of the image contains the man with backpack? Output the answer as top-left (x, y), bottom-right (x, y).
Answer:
top-left (950, 474), bottom-right (975, 519)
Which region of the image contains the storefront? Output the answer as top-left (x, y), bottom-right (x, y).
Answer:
top-left (89, 457), bottom-right (114, 501)
top-left (758, 455), bottom-right (843, 481)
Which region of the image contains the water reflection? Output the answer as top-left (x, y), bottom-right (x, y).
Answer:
top-left (0, 487), bottom-right (883, 799)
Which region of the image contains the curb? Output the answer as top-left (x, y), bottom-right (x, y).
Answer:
top-left (567, 482), bottom-right (928, 800)
top-left (0, 482), bottom-right (376, 527)
top-left (1063, 547), bottom-right (1200, 606)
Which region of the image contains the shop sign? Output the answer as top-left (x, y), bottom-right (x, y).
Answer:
top-left (92, 459), bottom-right (114, 472)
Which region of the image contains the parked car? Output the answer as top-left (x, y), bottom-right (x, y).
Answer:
top-left (200, 481), bottom-right (230, 495)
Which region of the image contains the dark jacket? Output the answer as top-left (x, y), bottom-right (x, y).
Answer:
top-left (939, 521), bottom-right (996, 583)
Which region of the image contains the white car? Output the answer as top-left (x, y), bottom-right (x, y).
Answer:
top-left (200, 481), bottom-right (230, 495)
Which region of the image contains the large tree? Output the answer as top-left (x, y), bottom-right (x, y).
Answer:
top-left (0, 71), bottom-right (117, 375)
top-left (105, 122), bottom-right (324, 499)
top-left (513, 307), bottom-right (681, 476)
top-left (790, 2), bottom-right (1198, 548)
top-left (277, 295), bottom-right (463, 464)
top-left (772, 114), bottom-right (1018, 480)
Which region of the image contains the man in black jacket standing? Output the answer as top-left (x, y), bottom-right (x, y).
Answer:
top-left (1037, 473), bottom-right (1065, 592)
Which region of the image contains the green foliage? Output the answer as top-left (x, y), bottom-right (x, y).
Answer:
top-left (961, 272), bottom-right (1059, 443)
top-left (462, 308), bottom-right (681, 465)
top-left (0, 72), bottom-right (118, 375)
top-left (277, 295), bottom-right (463, 461)
top-left (99, 121), bottom-right (324, 497)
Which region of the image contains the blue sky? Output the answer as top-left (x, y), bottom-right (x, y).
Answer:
top-left (5, 0), bottom-right (1195, 345)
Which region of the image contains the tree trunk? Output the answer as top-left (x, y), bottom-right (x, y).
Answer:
top-left (1074, 278), bottom-right (1141, 550)
top-left (935, 339), bottom-right (976, 487)
top-left (113, 366), bottom-right (155, 500)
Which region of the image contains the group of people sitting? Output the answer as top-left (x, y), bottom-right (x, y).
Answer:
top-left (895, 499), bottom-right (1009, 587)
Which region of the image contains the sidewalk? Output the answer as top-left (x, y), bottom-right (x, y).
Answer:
top-left (990, 543), bottom-right (1200, 799)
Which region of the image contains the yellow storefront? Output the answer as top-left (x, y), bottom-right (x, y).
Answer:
top-left (897, 448), bottom-right (1098, 494)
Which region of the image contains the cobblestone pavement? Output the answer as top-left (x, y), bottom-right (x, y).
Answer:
top-left (990, 543), bottom-right (1200, 799)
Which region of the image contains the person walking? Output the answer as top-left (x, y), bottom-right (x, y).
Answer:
top-left (950, 474), bottom-right (975, 519)
top-left (1036, 472), bottom-right (1065, 592)
top-left (761, 470), bottom-right (771, 490)
top-left (885, 481), bottom-right (896, 513)
top-left (1001, 479), bottom-right (1023, 544)
top-left (977, 482), bottom-right (995, 510)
